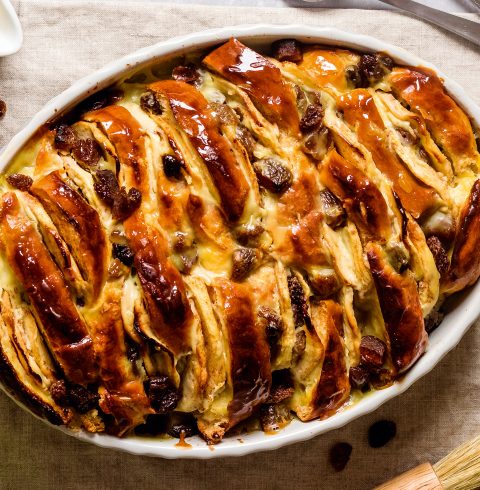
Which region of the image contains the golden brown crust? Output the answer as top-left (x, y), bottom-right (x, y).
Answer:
top-left (0, 38), bottom-right (478, 440)
top-left (445, 179), bottom-right (480, 293)
top-left (388, 67), bottom-right (479, 174)
top-left (213, 279), bottom-right (271, 428)
top-left (338, 89), bottom-right (439, 219)
top-left (203, 38), bottom-right (300, 134)
top-left (366, 242), bottom-right (427, 372)
top-left (150, 80), bottom-right (250, 221)
top-left (320, 149), bottom-right (391, 241)
top-left (30, 171), bottom-right (107, 303)
top-left (310, 300), bottom-right (350, 420)
top-left (0, 193), bottom-right (98, 385)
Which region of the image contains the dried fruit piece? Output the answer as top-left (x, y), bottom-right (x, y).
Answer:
top-left (162, 154), bottom-right (183, 179)
top-left (271, 39), bottom-right (303, 63)
top-left (360, 336), bottom-right (386, 368)
top-left (319, 189), bottom-right (346, 228)
top-left (426, 235), bottom-right (449, 274)
top-left (6, 173), bottom-right (33, 191)
top-left (140, 91), bottom-right (163, 115)
top-left (54, 124), bottom-right (79, 152)
top-left (0, 100), bottom-right (6, 119)
top-left (300, 104), bottom-right (324, 133)
top-left (144, 376), bottom-right (180, 414)
top-left (231, 248), bottom-right (257, 281)
top-left (72, 138), bottom-right (101, 166)
top-left (259, 403), bottom-right (292, 432)
top-left (329, 442), bottom-right (353, 472)
top-left (258, 306), bottom-right (283, 349)
top-left (253, 158), bottom-right (292, 194)
top-left (172, 64), bottom-right (201, 85)
top-left (50, 380), bottom-right (69, 407)
top-left (68, 385), bottom-right (100, 414)
top-left (112, 243), bottom-right (135, 266)
top-left (165, 412), bottom-right (198, 438)
top-left (349, 365), bottom-right (370, 389)
top-left (94, 169), bottom-right (119, 207)
top-left (368, 420), bottom-right (397, 448)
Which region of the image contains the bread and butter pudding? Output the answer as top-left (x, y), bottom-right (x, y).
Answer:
top-left (0, 38), bottom-right (479, 443)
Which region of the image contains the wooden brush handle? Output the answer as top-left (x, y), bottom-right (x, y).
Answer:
top-left (374, 462), bottom-right (444, 490)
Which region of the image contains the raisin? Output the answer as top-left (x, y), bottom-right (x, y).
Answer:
top-left (258, 306), bottom-right (283, 349)
top-left (112, 187), bottom-right (142, 221)
top-left (426, 236), bottom-right (449, 274)
top-left (267, 370), bottom-right (294, 404)
top-left (54, 124), bottom-right (79, 152)
top-left (6, 173), bottom-right (33, 191)
top-left (68, 385), bottom-right (100, 414)
top-left (349, 365), bottom-right (370, 389)
top-left (112, 243), bottom-right (135, 266)
top-left (300, 104), bottom-right (324, 133)
top-left (72, 138), bottom-right (100, 166)
top-left (179, 251), bottom-right (198, 274)
top-left (135, 414), bottom-right (167, 436)
top-left (345, 65), bottom-right (362, 87)
top-left (329, 442), bottom-right (353, 472)
top-left (125, 339), bottom-right (140, 363)
top-left (259, 403), bottom-right (292, 432)
top-left (231, 248), bottom-right (257, 281)
top-left (358, 53), bottom-right (394, 86)
top-left (172, 63), bottom-right (200, 85)
top-left (108, 258), bottom-right (124, 279)
top-left (302, 126), bottom-right (331, 161)
top-left (292, 330), bottom-right (306, 362)
top-left (421, 212), bottom-right (455, 246)
top-left (165, 412), bottom-right (198, 438)
top-left (319, 189), bottom-right (346, 228)
top-left (79, 88), bottom-right (124, 112)
top-left (271, 39), bottom-right (303, 63)
top-left (144, 376), bottom-right (180, 414)
top-left (425, 309), bottom-right (444, 334)
top-left (396, 127), bottom-right (418, 145)
top-left (94, 170), bottom-right (141, 220)
top-left (0, 100), bottom-right (7, 120)
top-left (162, 154), bottom-right (183, 179)
top-left (140, 91), bottom-right (163, 115)
top-left (368, 420), bottom-right (397, 448)
top-left (360, 336), bottom-right (386, 368)
top-left (210, 102), bottom-right (237, 125)
top-left (50, 380), bottom-right (69, 407)
top-left (253, 158), bottom-right (292, 194)
top-left (234, 223), bottom-right (264, 247)
top-left (287, 274), bottom-right (308, 328)
top-left (236, 125), bottom-right (256, 160)
top-left (94, 169), bottom-right (119, 207)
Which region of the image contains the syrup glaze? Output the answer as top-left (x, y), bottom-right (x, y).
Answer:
top-left (0, 193), bottom-right (98, 385)
top-left (30, 171), bottom-right (108, 302)
top-left (367, 242), bottom-right (427, 372)
top-left (338, 89), bottom-right (438, 219)
top-left (203, 38), bottom-right (300, 134)
top-left (389, 67), bottom-right (478, 173)
top-left (150, 80), bottom-right (250, 222)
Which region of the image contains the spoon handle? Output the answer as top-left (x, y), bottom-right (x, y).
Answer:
top-left (379, 0), bottom-right (480, 47)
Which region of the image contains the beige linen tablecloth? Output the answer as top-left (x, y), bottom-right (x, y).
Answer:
top-left (0, 2), bottom-right (479, 489)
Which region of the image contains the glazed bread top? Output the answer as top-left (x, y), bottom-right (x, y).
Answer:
top-left (0, 38), bottom-right (479, 441)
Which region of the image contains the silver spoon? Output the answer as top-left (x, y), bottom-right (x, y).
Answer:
top-left (0, 0), bottom-right (23, 56)
top-left (378, 0), bottom-right (480, 46)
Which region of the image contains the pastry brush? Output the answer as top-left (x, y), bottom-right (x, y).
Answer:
top-left (374, 434), bottom-right (480, 490)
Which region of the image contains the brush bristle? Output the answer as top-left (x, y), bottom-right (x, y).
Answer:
top-left (433, 435), bottom-right (480, 490)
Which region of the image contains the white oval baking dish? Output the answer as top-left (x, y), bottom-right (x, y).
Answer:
top-left (1, 24), bottom-right (479, 459)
